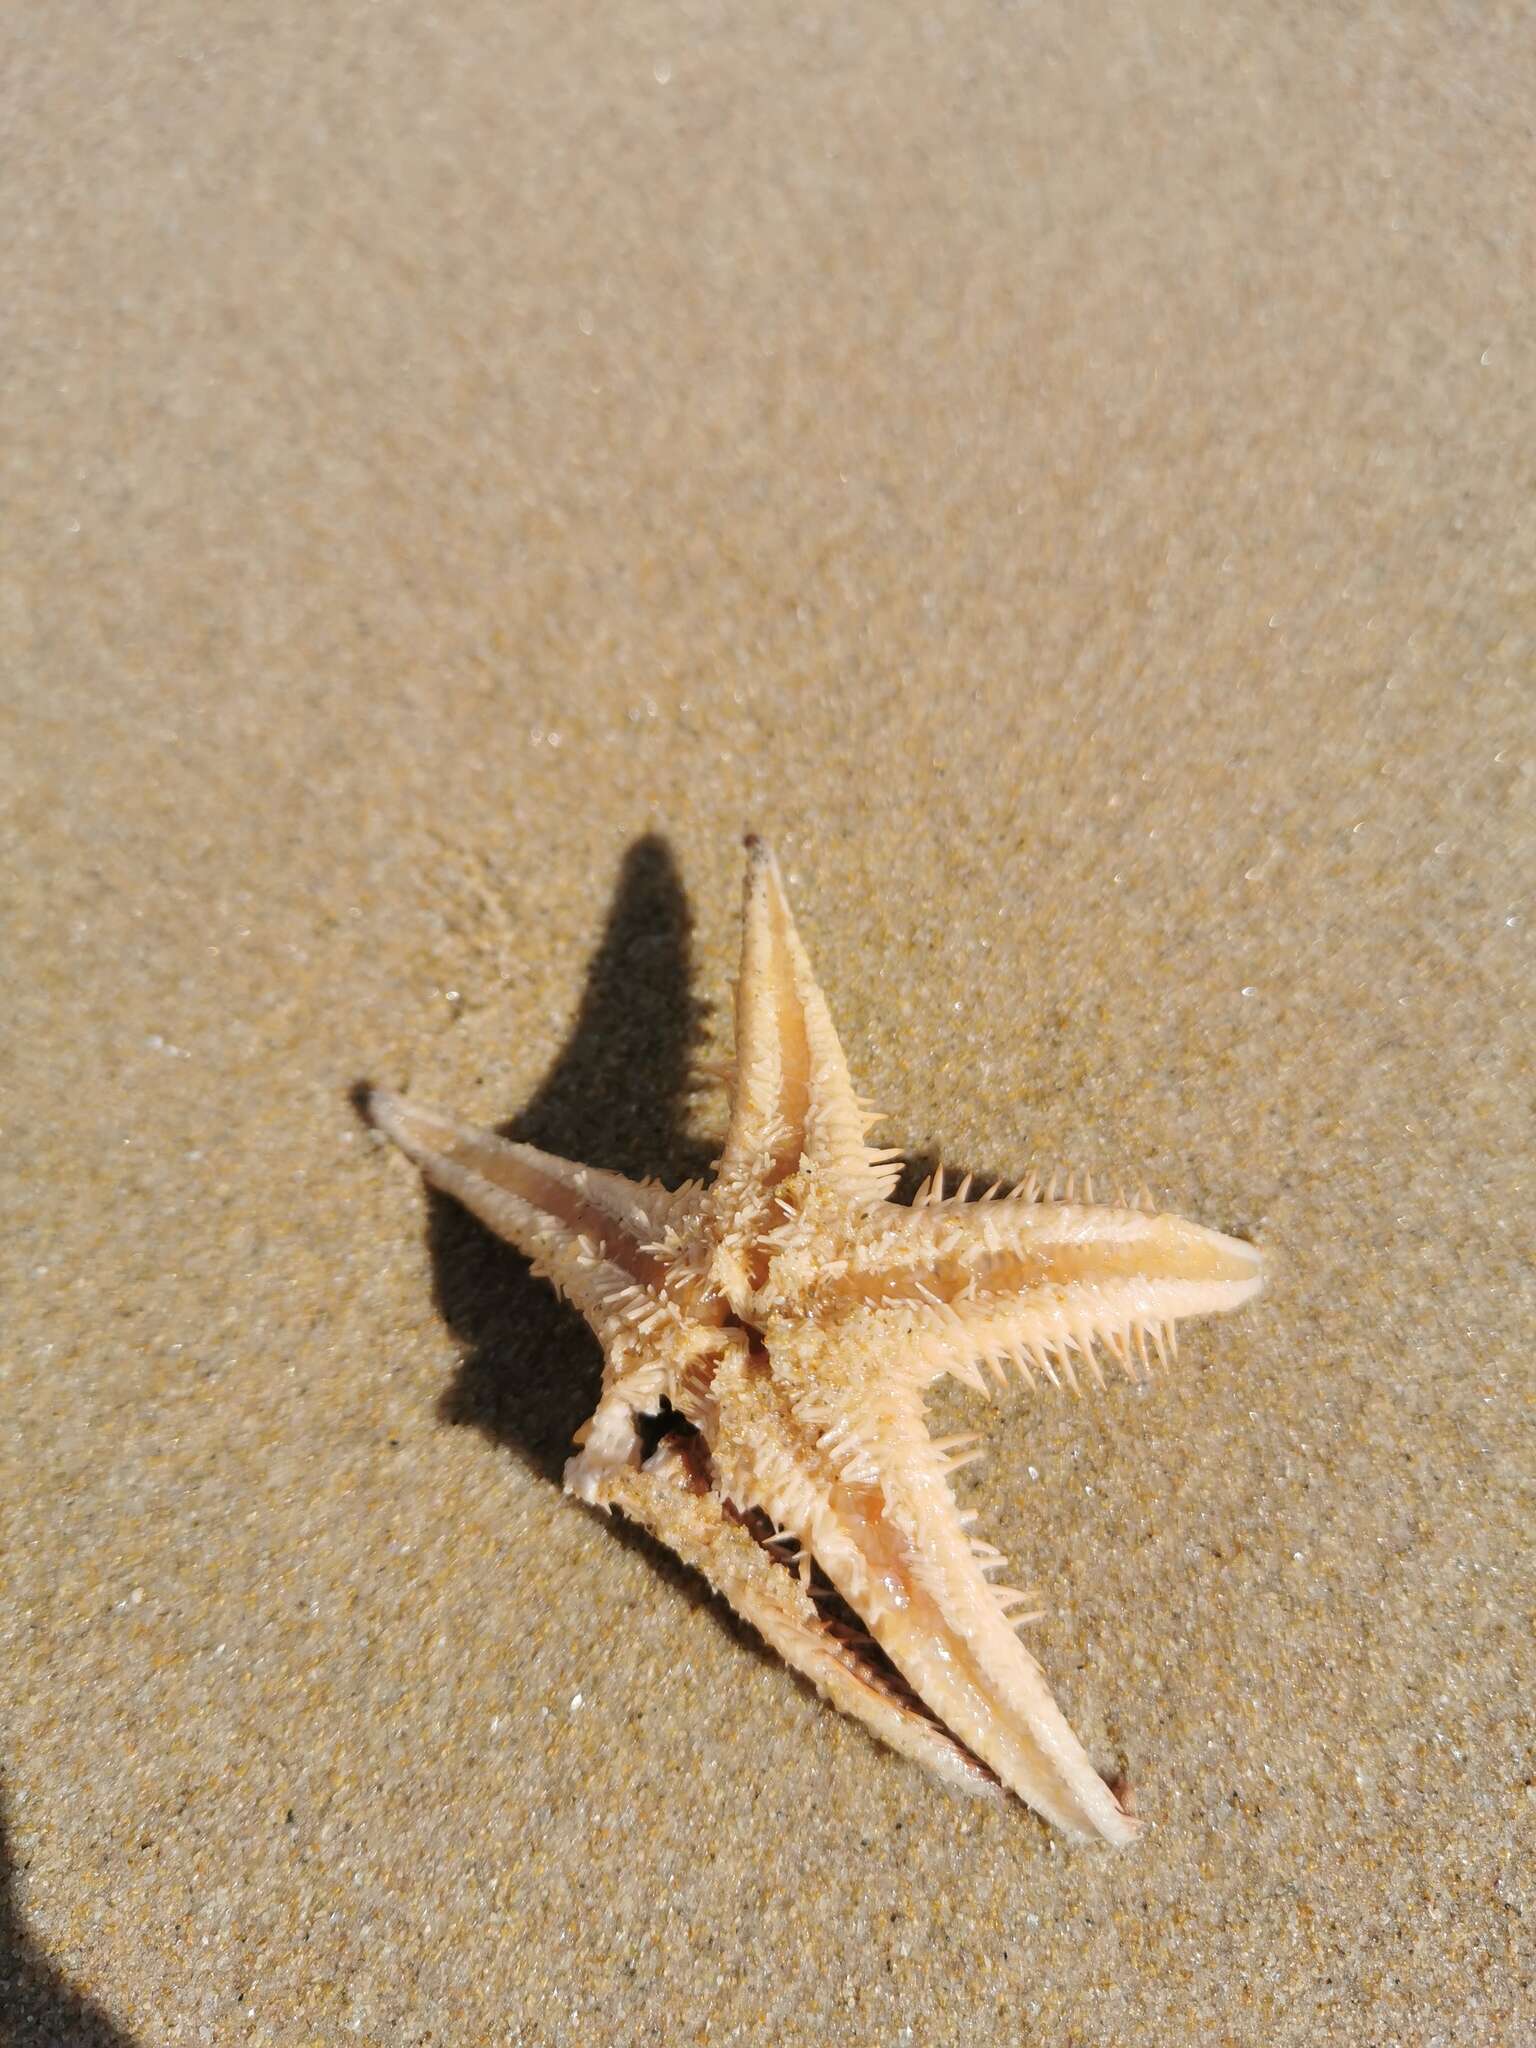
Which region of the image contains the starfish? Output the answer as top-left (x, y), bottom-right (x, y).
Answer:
top-left (365, 838), bottom-right (1262, 1843)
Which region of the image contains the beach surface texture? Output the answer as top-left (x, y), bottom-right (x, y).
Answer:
top-left (2, 4), bottom-right (1529, 2042)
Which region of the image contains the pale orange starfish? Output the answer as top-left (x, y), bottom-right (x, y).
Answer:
top-left (366, 838), bottom-right (1262, 1843)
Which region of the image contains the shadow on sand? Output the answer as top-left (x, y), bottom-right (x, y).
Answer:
top-left (0, 1777), bottom-right (139, 2046)
top-left (424, 833), bottom-right (718, 1483)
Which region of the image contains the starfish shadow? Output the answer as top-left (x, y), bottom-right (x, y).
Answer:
top-left (0, 1775), bottom-right (139, 2046)
top-left (425, 834), bottom-right (717, 1486)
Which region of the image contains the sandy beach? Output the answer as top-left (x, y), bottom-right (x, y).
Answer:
top-left (3, 3), bottom-right (1531, 2041)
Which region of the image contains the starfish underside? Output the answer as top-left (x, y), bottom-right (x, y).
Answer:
top-left (368, 839), bottom-right (1262, 1843)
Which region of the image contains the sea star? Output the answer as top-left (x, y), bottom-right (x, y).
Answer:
top-left (366, 838), bottom-right (1262, 1843)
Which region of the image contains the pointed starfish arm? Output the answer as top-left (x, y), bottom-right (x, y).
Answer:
top-left (583, 1437), bottom-right (1002, 1800)
top-left (716, 839), bottom-right (900, 1208)
top-left (366, 1089), bottom-right (677, 1342)
top-left (814, 1463), bottom-right (1140, 1843)
top-left (856, 1197), bottom-right (1264, 1392)
top-left (725, 1377), bottom-right (1142, 1844)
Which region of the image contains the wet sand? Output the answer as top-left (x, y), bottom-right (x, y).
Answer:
top-left (2, 4), bottom-right (1530, 2041)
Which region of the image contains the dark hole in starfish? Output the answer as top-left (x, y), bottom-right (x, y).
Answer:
top-left (635, 1398), bottom-right (685, 1464)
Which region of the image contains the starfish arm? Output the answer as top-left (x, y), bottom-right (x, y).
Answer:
top-left (721, 1368), bottom-right (1139, 1843)
top-left (584, 1436), bottom-right (1001, 1800)
top-left (365, 1088), bottom-right (678, 1345)
top-left (848, 1445), bottom-right (1140, 1843)
top-left (851, 1195), bottom-right (1264, 1394)
top-left (716, 839), bottom-right (901, 1209)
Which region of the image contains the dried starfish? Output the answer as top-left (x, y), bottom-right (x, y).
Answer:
top-left (366, 838), bottom-right (1262, 1843)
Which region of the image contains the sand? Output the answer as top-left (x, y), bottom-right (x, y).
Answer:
top-left (2, 3), bottom-right (1531, 2042)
